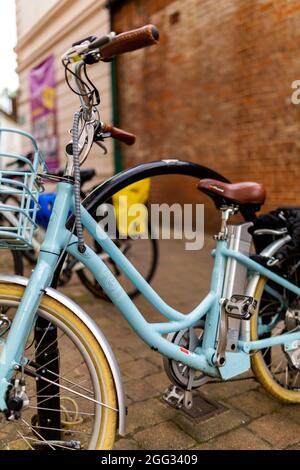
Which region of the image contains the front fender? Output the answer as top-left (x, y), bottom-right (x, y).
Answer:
top-left (0, 274), bottom-right (126, 436)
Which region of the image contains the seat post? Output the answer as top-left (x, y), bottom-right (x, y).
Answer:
top-left (215, 205), bottom-right (239, 241)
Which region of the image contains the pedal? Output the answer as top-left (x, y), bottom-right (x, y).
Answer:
top-left (163, 384), bottom-right (193, 410)
top-left (224, 295), bottom-right (257, 320)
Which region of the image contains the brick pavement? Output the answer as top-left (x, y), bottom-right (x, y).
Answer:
top-left (57, 237), bottom-right (300, 451)
top-left (3, 238), bottom-right (300, 450)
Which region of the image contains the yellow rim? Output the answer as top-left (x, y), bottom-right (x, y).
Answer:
top-left (251, 277), bottom-right (300, 403)
top-left (0, 282), bottom-right (117, 449)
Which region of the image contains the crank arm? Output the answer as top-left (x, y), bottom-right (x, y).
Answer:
top-left (214, 299), bottom-right (228, 367)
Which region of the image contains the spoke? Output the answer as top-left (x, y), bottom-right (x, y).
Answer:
top-left (40, 359), bottom-right (86, 388)
top-left (27, 370), bottom-right (59, 401)
top-left (271, 357), bottom-right (284, 375)
top-left (260, 302), bottom-right (278, 315)
top-left (34, 322), bottom-right (52, 355)
top-left (21, 417), bottom-right (56, 450)
top-left (27, 362), bottom-right (93, 401)
top-left (29, 424), bottom-right (90, 436)
top-left (29, 381), bottom-right (87, 408)
top-left (16, 435), bottom-right (77, 451)
top-left (262, 347), bottom-right (270, 359)
top-left (293, 370), bottom-right (300, 388)
top-left (28, 405), bottom-right (95, 417)
top-left (33, 354), bottom-right (61, 375)
top-left (29, 331), bottom-right (66, 360)
top-left (34, 372), bottom-right (118, 412)
top-left (46, 367), bottom-right (93, 395)
top-left (28, 374), bottom-right (92, 406)
top-left (32, 353), bottom-right (93, 394)
top-left (16, 430), bottom-right (34, 450)
top-left (273, 368), bottom-right (287, 376)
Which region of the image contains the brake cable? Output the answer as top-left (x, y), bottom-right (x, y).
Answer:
top-left (72, 111), bottom-right (86, 253)
top-left (62, 51), bottom-right (103, 253)
top-left (63, 59), bottom-right (93, 99)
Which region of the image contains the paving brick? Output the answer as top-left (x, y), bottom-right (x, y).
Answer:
top-left (111, 336), bottom-right (152, 359)
top-left (125, 398), bottom-right (178, 435)
top-left (226, 390), bottom-right (281, 418)
top-left (248, 414), bottom-right (300, 449)
top-left (173, 408), bottom-right (249, 442)
top-left (286, 442), bottom-right (300, 450)
top-left (6, 230), bottom-right (296, 451)
top-left (100, 323), bottom-right (136, 342)
top-left (277, 404), bottom-right (300, 426)
top-left (122, 359), bottom-right (160, 380)
top-left (134, 421), bottom-right (196, 450)
top-left (125, 379), bottom-right (160, 402)
top-left (201, 378), bottom-right (260, 401)
top-left (144, 371), bottom-right (172, 393)
top-left (114, 438), bottom-right (141, 450)
top-left (195, 428), bottom-right (272, 450)
top-left (143, 351), bottom-right (164, 369)
top-left (113, 348), bottom-right (135, 365)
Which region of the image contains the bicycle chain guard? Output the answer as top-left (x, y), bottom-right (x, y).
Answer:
top-left (163, 327), bottom-right (210, 409)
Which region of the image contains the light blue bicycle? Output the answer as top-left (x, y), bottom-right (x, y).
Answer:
top-left (0, 24), bottom-right (299, 450)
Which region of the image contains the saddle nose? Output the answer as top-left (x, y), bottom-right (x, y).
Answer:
top-left (198, 179), bottom-right (266, 206)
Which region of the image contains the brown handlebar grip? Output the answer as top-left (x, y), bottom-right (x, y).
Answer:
top-left (103, 123), bottom-right (136, 146)
top-left (100, 24), bottom-right (159, 60)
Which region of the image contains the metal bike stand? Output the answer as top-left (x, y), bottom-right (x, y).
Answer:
top-left (181, 391), bottom-right (226, 421)
top-left (34, 316), bottom-right (61, 442)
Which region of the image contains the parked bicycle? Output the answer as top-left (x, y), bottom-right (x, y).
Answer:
top-left (0, 24), bottom-right (299, 451)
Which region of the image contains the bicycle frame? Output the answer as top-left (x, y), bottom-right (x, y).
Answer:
top-left (1, 180), bottom-right (300, 410)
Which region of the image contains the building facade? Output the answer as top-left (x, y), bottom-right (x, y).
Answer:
top-left (15, 0), bottom-right (300, 214)
top-left (110, 0), bottom-right (300, 213)
top-left (15, 0), bottom-right (114, 180)
top-left (0, 91), bottom-right (22, 164)
top-left (0, 110), bottom-right (22, 160)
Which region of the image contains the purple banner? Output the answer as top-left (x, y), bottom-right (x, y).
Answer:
top-left (29, 55), bottom-right (59, 171)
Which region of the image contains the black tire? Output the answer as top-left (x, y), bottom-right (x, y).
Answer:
top-left (72, 160), bottom-right (233, 299)
top-left (77, 219), bottom-right (159, 299)
top-left (52, 160), bottom-right (238, 292)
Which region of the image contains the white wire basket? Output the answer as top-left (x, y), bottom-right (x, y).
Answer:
top-left (0, 128), bottom-right (46, 250)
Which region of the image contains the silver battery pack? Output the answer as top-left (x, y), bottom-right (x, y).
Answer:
top-left (222, 222), bottom-right (253, 351)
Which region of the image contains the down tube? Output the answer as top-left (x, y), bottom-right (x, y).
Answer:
top-left (66, 240), bottom-right (218, 377)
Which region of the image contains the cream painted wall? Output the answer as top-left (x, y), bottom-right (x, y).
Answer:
top-left (0, 113), bottom-right (22, 168)
top-left (16, 0), bottom-right (59, 38)
top-left (15, 0), bottom-right (113, 181)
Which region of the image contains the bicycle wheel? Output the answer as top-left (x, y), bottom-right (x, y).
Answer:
top-left (70, 160), bottom-right (238, 300)
top-left (0, 282), bottom-right (117, 449)
top-left (251, 270), bottom-right (300, 403)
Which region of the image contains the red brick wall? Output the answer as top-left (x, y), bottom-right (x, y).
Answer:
top-left (112, 0), bottom-right (300, 215)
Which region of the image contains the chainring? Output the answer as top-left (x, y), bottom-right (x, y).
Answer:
top-left (163, 328), bottom-right (209, 389)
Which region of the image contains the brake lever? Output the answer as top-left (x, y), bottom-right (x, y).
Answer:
top-left (95, 140), bottom-right (108, 155)
top-left (93, 127), bottom-right (110, 155)
top-left (79, 121), bottom-right (96, 164)
top-left (65, 119), bottom-right (97, 164)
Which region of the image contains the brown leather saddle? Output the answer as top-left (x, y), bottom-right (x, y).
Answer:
top-left (198, 179), bottom-right (266, 211)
